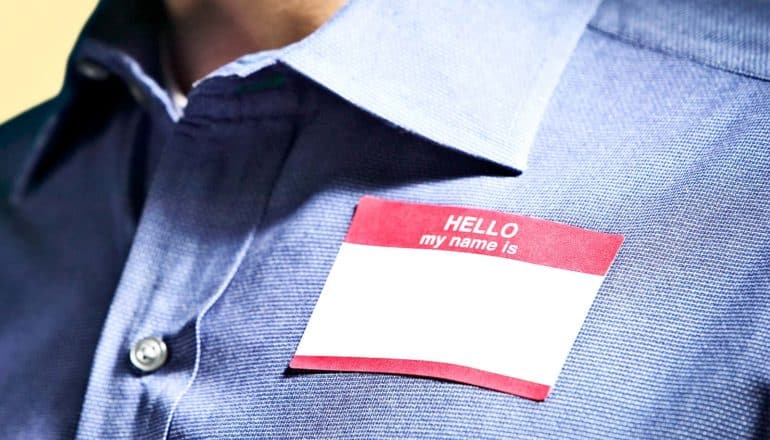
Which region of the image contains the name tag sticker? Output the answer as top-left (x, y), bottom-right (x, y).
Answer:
top-left (290, 196), bottom-right (623, 400)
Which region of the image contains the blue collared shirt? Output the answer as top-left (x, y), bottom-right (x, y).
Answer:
top-left (2, 0), bottom-right (770, 438)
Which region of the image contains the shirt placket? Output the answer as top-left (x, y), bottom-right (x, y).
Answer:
top-left (75, 67), bottom-right (307, 439)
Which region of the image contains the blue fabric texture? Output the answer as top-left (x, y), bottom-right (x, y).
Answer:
top-left (1, 0), bottom-right (770, 438)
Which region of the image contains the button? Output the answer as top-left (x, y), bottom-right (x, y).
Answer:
top-left (129, 336), bottom-right (168, 373)
top-left (76, 59), bottom-right (109, 80)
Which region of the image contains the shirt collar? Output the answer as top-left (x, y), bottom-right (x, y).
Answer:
top-left (209, 0), bottom-right (604, 173)
top-left (12, 0), bottom-right (604, 201)
top-left (15, 0), bottom-right (770, 201)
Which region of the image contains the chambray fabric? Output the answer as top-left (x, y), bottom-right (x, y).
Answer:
top-left (1, 0), bottom-right (770, 439)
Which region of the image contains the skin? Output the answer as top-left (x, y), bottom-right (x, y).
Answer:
top-left (163, 0), bottom-right (346, 92)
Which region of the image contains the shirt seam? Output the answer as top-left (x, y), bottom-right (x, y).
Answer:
top-left (587, 25), bottom-right (770, 84)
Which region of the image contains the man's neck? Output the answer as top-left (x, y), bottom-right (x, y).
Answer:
top-left (163, 0), bottom-right (345, 92)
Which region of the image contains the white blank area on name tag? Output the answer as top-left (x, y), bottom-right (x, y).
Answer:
top-left (295, 243), bottom-right (604, 386)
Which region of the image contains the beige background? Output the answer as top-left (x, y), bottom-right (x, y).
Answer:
top-left (0, 1), bottom-right (98, 124)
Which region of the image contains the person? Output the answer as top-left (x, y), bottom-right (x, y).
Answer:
top-left (1, 0), bottom-right (769, 438)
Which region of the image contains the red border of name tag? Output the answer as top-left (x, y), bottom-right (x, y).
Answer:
top-left (290, 355), bottom-right (551, 400)
top-left (344, 196), bottom-right (622, 275)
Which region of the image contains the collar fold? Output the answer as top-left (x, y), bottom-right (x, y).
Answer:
top-left (208, 0), bottom-right (604, 173)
